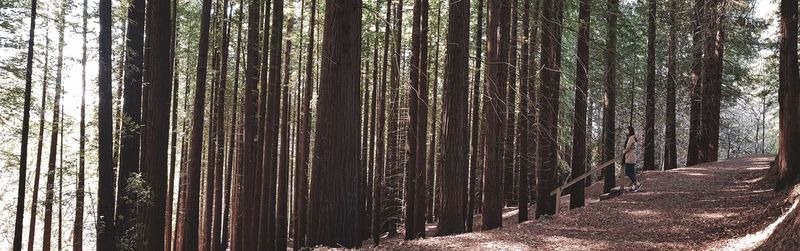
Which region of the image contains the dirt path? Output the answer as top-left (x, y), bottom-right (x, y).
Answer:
top-left (371, 155), bottom-right (786, 250)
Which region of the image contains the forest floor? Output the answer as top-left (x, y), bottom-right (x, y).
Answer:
top-left (354, 155), bottom-right (794, 250)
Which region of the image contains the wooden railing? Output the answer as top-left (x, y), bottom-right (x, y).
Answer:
top-left (550, 154), bottom-right (624, 215)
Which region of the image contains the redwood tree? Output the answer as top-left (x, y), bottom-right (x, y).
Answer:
top-left (698, 0), bottom-right (725, 164)
top-left (602, 0), bottom-right (618, 194)
top-left (294, 0), bottom-right (316, 247)
top-left (43, 3), bottom-right (67, 248)
top-left (307, 0), bottom-right (362, 247)
top-left (13, 0), bottom-right (37, 249)
top-left (116, 0), bottom-right (145, 240)
top-left (371, 1), bottom-right (390, 244)
top-left (73, 0), bottom-right (88, 248)
top-left (643, 0), bottom-right (656, 171)
top-left (570, 0), bottom-right (590, 209)
top-left (482, 0), bottom-right (510, 230)
top-left (180, 0), bottom-right (212, 248)
top-left (536, 0), bottom-right (564, 218)
top-left (97, 0), bottom-right (117, 248)
top-left (405, 0), bottom-right (429, 239)
top-left (686, 0), bottom-right (704, 166)
top-left (777, 0), bottom-right (800, 190)
top-left (466, 0), bottom-right (483, 232)
top-left (664, 0), bottom-right (678, 170)
top-left (232, 0), bottom-right (261, 249)
top-left (139, 0), bottom-right (174, 249)
top-left (436, 0), bottom-right (470, 236)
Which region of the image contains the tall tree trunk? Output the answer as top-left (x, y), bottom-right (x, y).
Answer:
top-left (174, 65), bottom-right (192, 250)
top-left (257, 0), bottom-right (283, 247)
top-left (165, 0), bottom-right (179, 247)
top-left (43, 3), bottom-right (67, 248)
top-left (212, 1), bottom-right (230, 250)
top-left (72, 0), bottom-right (87, 249)
top-left (686, 0), bottom-right (704, 166)
top-left (252, 1), bottom-right (271, 244)
top-left (427, 1), bottom-right (443, 224)
top-left (28, 19), bottom-right (49, 251)
top-left (276, 42), bottom-right (292, 250)
top-left (570, 0), bottom-right (589, 209)
top-left (13, 0), bottom-right (36, 249)
top-left (527, 0), bottom-right (540, 204)
top-left (405, 0), bottom-right (429, 239)
top-left (371, 1), bottom-right (390, 245)
top-left (698, 0), bottom-right (725, 163)
top-left (777, 0), bottom-right (800, 190)
top-left (97, 0), bottom-right (118, 248)
top-left (664, 0), bottom-right (678, 170)
top-left (58, 101), bottom-right (64, 251)
top-left (294, 0), bottom-right (316, 247)
top-left (436, 0), bottom-right (470, 236)
top-left (482, 0), bottom-right (510, 230)
top-left (602, 0), bottom-right (618, 194)
top-left (516, 0), bottom-right (531, 222)
top-left (385, 0), bottom-right (403, 236)
top-left (232, 0), bottom-right (261, 249)
top-left (307, 0), bottom-right (362, 247)
top-left (466, 0), bottom-right (483, 232)
top-left (535, 0), bottom-right (563, 218)
top-left (504, 0), bottom-right (518, 207)
top-left (222, 4), bottom-right (244, 249)
top-left (116, 0), bottom-right (145, 241)
top-left (643, 0), bottom-right (656, 171)
top-left (365, 10), bottom-right (380, 239)
top-left (139, 0), bottom-right (174, 249)
top-left (180, 0), bottom-right (212, 248)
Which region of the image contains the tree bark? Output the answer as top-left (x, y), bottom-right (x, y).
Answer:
top-left (664, 0), bottom-right (678, 170)
top-left (276, 42), bottom-right (292, 250)
top-left (307, 0), bottom-right (362, 247)
top-left (28, 19), bottom-right (48, 251)
top-left (294, 0), bottom-right (316, 247)
top-left (570, 0), bottom-right (589, 209)
top-left (371, 1), bottom-right (390, 244)
top-left (427, 1), bottom-right (443, 224)
top-left (466, 0), bottom-right (483, 232)
top-left (232, 0), bottom-right (261, 249)
top-left (43, 4), bottom-right (67, 248)
top-left (482, 0), bottom-right (510, 230)
top-left (777, 0), bottom-right (800, 190)
top-left (97, 0), bottom-right (118, 248)
top-left (222, 4), bottom-right (243, 249)
top-left (73, 0), bottom-right (87, 249)
top-left (535, 0), bottom-right (564, 218)
top-left (643, 0), bottom-right (656, 171)
top-left (212, 1), bottom-right (231, 250)
top-left (405, 0), bottom-right (429, 239)
top-left (686, 0), bottom-right (704, 166)
top-left (384, 0), bottom-right (403, 235)
top-left (180, 0), bottom-right (212, 248)
top-left (116, 0), bottom-right (145, 242)
top-left (164, 0), bottom-right (179, 248)
top-left (436, 0), bottom-right (470, 236)
top-left (698, 0), bottom-right (725, 164)
top-left (139, 0), bottom-right (174, 248)
top-left (257, 0), bottom-right (283, 247)
top-left (504, 0), bottom-right (518, 207)
top-left (13, 0), bottom-right (37, 248)
top-left (602, 0), bottom-right (618, 194)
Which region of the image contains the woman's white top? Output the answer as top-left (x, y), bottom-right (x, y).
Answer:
top-left (624, 135), bottom-right (637, 164)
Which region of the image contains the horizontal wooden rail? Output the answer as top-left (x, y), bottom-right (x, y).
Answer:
top-left (551, 154), bottom-right (624, 215)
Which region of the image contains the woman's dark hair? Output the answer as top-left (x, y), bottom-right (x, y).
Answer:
top-left (627, 126), bottom-right (635, 136)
